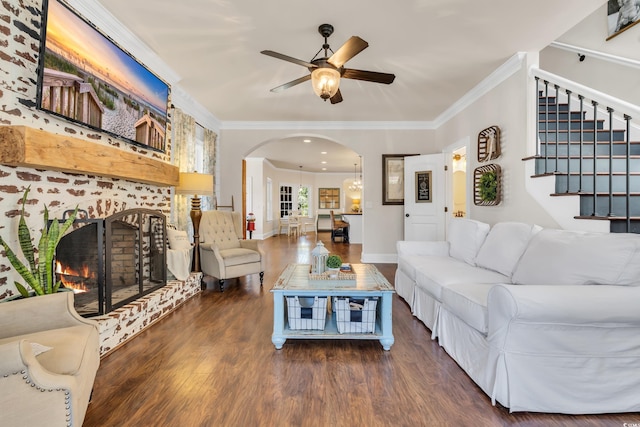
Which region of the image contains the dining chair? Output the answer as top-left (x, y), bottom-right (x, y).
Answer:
top-left (287, 214), bottom-right (300, 237)
top-left (329, 210), bottom-right (349, 243)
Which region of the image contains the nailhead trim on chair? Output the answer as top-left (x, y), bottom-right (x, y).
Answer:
top-left (11, 369), bottom-right (73, 426)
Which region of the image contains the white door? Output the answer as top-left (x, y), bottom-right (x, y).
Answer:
top-left (404, 154), bottom-right (446, 241)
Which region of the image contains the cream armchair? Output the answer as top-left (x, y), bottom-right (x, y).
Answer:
top-left (199, 210), bottom-right (265, 292)
top-left (0, 292), bottom-right (100, 427)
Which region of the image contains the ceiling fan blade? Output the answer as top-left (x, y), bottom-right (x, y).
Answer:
top-left (330, 89), bottom-right (343, 104)
top-left (261, 50), bottom-right (317, 69)
top-left (270, 75), bottom-right (311, 93)
top-left (342, 68), bottom-right (396, 84)
top-left (328, 36), bottom-right (368, 68)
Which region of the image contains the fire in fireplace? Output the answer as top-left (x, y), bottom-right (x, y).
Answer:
top-left (54, 208), bottom-right (167, 317)
top-left (55, 261), bottom-right (94, 293)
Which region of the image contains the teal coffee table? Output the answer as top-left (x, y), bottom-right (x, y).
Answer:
top-left (271, 263), bottom-right (395, 350)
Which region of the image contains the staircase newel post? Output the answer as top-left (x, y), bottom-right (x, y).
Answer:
top-left (607, 107), bottom-right (614, 217)
top-left (566, 89), bottom-right (572, 193)
top-left (592, 100), bottom-right (598, 216)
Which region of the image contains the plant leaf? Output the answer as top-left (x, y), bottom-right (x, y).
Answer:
top-left (0, 235), bottom-right (40, 293)
top-left (42, 215), bottom-right (60, 294)
top-left (14, 282), bottom-right (30, 297)
top-left (17, 188), bottom-right (37, 275)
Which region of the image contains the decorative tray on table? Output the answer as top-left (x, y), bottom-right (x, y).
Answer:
top-left (309, 264), bottom-right (356, 284)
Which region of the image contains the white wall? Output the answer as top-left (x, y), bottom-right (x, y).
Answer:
top-left (220, 128), bottom-right (436, 261)
top-left (540, 4), bottom-right (640, 107)
top-left (435, 63), bottom-right (560, 229)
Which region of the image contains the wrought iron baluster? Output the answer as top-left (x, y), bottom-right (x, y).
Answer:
top-left (592, 101), bottom-right (598, 216)
top-left (544, 80), bottom-right (549, 174)
top-left (566, 89), bottom-right (572, 193)
top-left (554, 84), bottom-right (560, 173)
top-left (535, 77), bottom-right (541, 158)
top-left (607, 107), bottom-right (614, 217)
top-left (625, 114), bottom-right (631, 232)
top-left (578, 95), bottom-right (584, 193)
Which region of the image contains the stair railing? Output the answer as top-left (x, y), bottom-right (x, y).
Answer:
top-left (531, 68), bottom-right (640, 232)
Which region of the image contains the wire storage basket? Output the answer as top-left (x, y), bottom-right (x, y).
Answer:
top-left (286, 296), bottom-right (327, 330)
top-left (334, 297), bottom-right (378, 333)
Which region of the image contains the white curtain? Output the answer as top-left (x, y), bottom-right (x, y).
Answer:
top-left (171, 108), bottom-right (218, 234)
top-left (172, 108), bottom-right (196, 234)
top-left (201, 128), bottom-right (217, 211)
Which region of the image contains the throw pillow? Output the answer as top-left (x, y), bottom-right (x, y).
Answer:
top-left (167, 228), bottom-right (191, 250)
top-left (512, 229), bottom-right (640, 286)
top-left (447, 218), bottom-right (490, 266)
top-left (475, 222), bottom-right (542, 277)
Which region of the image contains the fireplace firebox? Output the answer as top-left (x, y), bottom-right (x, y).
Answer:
top-left (54, 208), bottom-right (167, 317)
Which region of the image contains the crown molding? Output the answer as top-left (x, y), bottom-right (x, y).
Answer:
top-left (431, 52), bottom-right (526, 128)
top-left (220, 121), bottom-right (437, 131)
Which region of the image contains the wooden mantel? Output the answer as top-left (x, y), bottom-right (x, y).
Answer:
top-left (0, 126), bottom-right (179, 186)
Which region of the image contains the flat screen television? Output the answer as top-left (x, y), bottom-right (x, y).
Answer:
top-left (36, 0), bottom-right (170, 153)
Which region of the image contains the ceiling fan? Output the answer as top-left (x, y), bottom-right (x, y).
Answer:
top-left (261, 24), bottom-right (396, 104)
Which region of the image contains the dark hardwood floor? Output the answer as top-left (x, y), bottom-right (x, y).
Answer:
top-left (84, 232), bottom-right (639, 427)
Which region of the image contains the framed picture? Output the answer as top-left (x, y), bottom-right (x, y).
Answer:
top-left (36, 0), bottom-right (170, 152)
top-left (606, 0), bottom-right (640, 40)
top-left (415, 171), bottom-right (432, 203)
top-left (382, 154), bottom-right (417, 205)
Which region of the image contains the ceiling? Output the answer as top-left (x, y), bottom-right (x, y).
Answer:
top-left (95, 0), bottom-right (605, 171)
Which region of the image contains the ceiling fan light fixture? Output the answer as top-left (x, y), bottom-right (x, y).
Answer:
top-left (311, 67), bottom-right (340, 100)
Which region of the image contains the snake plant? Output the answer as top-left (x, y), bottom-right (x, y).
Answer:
top-left (0, 187), bottom-right (77, 297)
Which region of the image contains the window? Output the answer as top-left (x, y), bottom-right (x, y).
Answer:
top-left (279, 185), bottom-right (293, 218)
top-left (297, 186), bottom-right (309, 216)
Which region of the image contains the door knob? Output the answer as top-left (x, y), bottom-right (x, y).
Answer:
top-left (405, 213), bottom-right (410, 217)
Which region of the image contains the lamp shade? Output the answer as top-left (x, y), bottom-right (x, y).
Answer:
top-left (311, 67), bottom-right (340, 100)
top-left (176, 172), bottom-right (214, 196)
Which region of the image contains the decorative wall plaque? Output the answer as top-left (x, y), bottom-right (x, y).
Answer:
top-left (474, 164), bottom-right (501, 206)
top-left (477, 126), bottom-right (501, 162)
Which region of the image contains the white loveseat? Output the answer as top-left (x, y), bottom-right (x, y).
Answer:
top-left (0, 291), bottom-right (100, 426)
top-left (396, 218), bottom-right (640, 414)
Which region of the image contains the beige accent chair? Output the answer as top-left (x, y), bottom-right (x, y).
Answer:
top-left (199, 210), bottom-right (265, 292)
top-left (0, 291), bottom-right (100, 427)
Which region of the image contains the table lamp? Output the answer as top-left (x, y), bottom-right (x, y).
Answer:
top-left (176, 172), bottom-right (214, 272)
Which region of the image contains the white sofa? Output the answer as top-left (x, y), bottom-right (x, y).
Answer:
top-left (0, 291), bottom-right (100, 426)
top-left (396, 218), bottom-right (640, 414)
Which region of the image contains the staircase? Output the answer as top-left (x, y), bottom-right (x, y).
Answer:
top-left (529, 75), bottom-right (640, 233)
